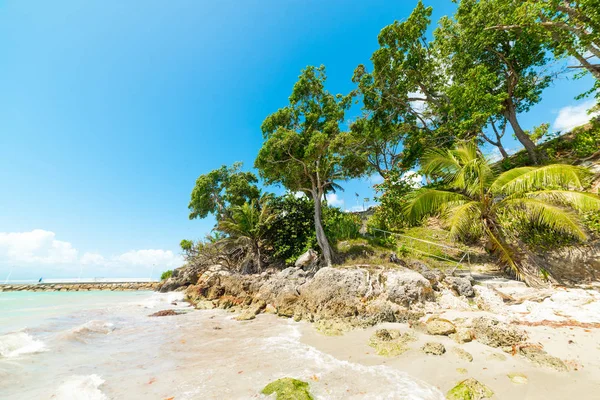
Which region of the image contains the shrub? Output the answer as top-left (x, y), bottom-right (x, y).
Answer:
top-left (160, 270), bottom-right (173, 280)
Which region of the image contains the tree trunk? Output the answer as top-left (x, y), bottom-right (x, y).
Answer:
top-left (504, 104), bottom-right (539, 164)
top-left (497, 143), bottom-right (509, 159)
top-left (312, 190), bottom-right (334, 267)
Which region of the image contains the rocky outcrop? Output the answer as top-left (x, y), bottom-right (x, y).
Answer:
top-left (184, 265), bottom-right (435, 324)
top-left (158, 263), bottom-right (209, 292)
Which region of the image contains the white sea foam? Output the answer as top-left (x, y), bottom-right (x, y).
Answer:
top-left (0, 332), bottom-right (47, 358)
top-left (71, 320), bottom-right (115, 335)
top-left (55, 374), bottom-right (108, 400)
top-left (135, 292), bottom-right (186, 308)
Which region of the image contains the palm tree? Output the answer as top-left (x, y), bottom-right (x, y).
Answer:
top-left (216, 195), bottom-right (276, 273)
top-left (403, 142), bottom-right (600, 286)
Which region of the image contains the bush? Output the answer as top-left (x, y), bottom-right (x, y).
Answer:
top-left (160, 270), bottom-right (173, 280)
top-left (323, 207), bottom-right (362, 242)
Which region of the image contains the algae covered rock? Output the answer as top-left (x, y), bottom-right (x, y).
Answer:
top-left (508, 372), bottom-right (528, 384)
top-left (261, 378), bottom-right (314, 400)
top-left (421, 342), bottom-right (446, 355)
top-left (368, 329), bottom-right (416, 356)
top-left (313, 319), bottom-right (354, 336)
top-left (426, 317), bottom-right (456, 336)
top-left (447, 378), bottom-right (493, 400)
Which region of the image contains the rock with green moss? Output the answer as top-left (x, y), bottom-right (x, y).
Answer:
top-left (446, 378), bottom-right (493, 400)
top-left (507, 372), bottom-right (528, 384)
top-left (313, 319), bottom-right (354, 336)
top-left (261, 378), bottom-right (314, 400)
top-left (368, 329), bottom-right (416, 356)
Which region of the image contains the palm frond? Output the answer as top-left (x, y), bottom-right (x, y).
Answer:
top-left (502, 198), bottom-right (588, 241)
top-left (524, 190), bottom-right (600, 213)
top-left (490, 167), bottom-right (536, 193)
top-left (493, 164), bottom-right (589, 195)
top-left (444, 201), bottom-right (482, 240)
top-left (421, 148), bottom-right (463, 183)
top-left (403, 189), bottom-right (470, 223)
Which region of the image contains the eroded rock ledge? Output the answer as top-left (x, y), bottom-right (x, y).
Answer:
top-left (181, 264), bottom-right (442, 324)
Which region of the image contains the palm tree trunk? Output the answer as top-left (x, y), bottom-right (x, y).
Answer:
top-left (312, 190), bottom-right (333, 268)
top-left (483, 219), bottom-right (547, 287)
top-left (255, 244), bottom-right (262, 272)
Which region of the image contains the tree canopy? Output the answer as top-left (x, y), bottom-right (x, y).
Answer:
top-left (188, 162), bottom-right (261, 221)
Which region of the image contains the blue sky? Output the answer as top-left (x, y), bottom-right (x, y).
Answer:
top-left (0, 1), bottom-right (596, 280)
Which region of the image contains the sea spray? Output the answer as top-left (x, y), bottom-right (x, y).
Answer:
top-left (55, 375), bottom-right (108, 400)
top-left (0, 332), bottom-right (46, 358)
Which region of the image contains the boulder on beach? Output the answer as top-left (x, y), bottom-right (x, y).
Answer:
top-left (421, 342), bottom-right (446, 355)
top-left (447, 378), bottom-right (493, 400)
top-left (148, 310), bottom-right (180, 317)
top-left (444, 276), bottom-right (475, 297)
top-left (426, 317), bottom-right (456, 336)
top-left (261, 377), bottom-right (314, 400)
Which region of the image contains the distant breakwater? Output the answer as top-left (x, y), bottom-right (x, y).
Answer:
top-left (0, 282), bottom-right (160, 292)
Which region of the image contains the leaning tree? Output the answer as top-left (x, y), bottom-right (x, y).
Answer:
top-left (255, 66), bottom-right (366, 267)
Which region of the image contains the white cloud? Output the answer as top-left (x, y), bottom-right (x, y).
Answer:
top-left (553, 99), bottom-right (599, 132)
top-left (0, 229), bottom-right (78, 264)
top-left (0, 230), bottom-right (183, 276)
top-left (325, 193), bottom-right (344, 207)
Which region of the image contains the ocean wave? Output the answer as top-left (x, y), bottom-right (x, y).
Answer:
top-left (134, 292), bottom-right (186, 309)
top-left (65, 320), bottom-right (116, 342)
top-left (55, 374), bottom-right (108, 400)
top-left (0, 332), bottom-right (47, 358)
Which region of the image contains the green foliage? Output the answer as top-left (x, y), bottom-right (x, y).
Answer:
top-left (160, 270), bottom-right (173, 281)
top-left (267, 194), bottom-right (316, 264)
top-left (216, 195), bottom-right (276, 272)
top-left (188, 162), bottom-right (260, 221)
top-left (404, 142), bottom-right (600, 284)
top-left (323, 207), bottom-right (361, 242)
top-left (368, 170), bottom-right (419, 232)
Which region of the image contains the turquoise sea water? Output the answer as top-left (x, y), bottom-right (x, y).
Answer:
top-left (0, 290), bottom-right (151, 335)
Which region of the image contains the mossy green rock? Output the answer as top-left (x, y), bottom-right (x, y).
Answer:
top-left (447, 378), bottom-right (493, 400)
top-left (261, 378), bottom-right (314, 400)
top-left (368, 329), bottom-right (416, 356)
